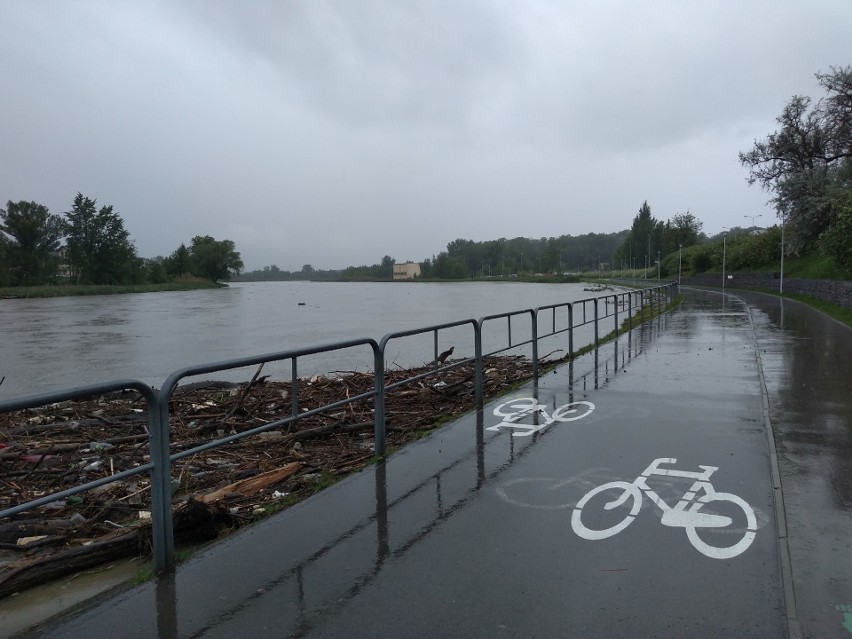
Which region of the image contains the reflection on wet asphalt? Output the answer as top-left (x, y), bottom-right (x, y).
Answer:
top-left (734, 290), bottom-right (852, 639)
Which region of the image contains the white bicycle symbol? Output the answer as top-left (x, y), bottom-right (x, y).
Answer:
top-left (486, 397), bottom-right (595, 437)
top-left (571, 457), bottom-right (757, 559)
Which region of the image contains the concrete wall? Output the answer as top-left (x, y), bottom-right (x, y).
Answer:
top-left (680, 272), bottom-right (852, 309)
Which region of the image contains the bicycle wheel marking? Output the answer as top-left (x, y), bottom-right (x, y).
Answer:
top-left (570, 457), bottom-right (758, 560)
top-left (487, 397), bottom-right (596, 437)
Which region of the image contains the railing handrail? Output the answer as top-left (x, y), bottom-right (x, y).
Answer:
top-left (0, 282), bottom-right (677, 573)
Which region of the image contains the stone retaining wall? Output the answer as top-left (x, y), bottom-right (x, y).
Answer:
top-left (680, 273), bottom-right (852, 309)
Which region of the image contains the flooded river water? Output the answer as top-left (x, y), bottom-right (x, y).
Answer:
top-left (1, 281), bottom-right (607, 399)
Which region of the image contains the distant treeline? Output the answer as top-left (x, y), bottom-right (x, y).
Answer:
top-left (1, 192), bottom-right (243, 287)
top-left (236, 231), bottom-right (630, 282)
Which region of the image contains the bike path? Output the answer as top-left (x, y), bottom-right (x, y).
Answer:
top-left (30, 289), bottom-right (790, 638)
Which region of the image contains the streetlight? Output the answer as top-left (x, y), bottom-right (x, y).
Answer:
top-left (744, 214), bottom-right (763, 229)
top-left (646, 234), bottom-right (651, 279)
top-left (780, 214), bottom-right (786, 294)
top-left (678, 244), bottom-right (682, 286)
top-left (721, 228), bottom-right (727, 290)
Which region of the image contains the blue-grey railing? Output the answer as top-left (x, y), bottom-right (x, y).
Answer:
top-left (0, 282), bottom-right (676, 573)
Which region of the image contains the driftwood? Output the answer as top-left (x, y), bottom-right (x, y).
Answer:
top-left (0, 354), bottom-right (541, 596)
top-left (0, 498), bottom-right (238, 598)
top-left (197, 462), bottom-right (300, 504)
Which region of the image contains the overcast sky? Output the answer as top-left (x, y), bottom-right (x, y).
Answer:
top-left (1, 1), bottom-right (849, 271)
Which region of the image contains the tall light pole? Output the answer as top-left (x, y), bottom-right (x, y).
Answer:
top-left (678, 244), bottom-right (682, 285)
top-left (780, 215), bottom-right (785, 294)
top-left (744, 213), bottom-right (763, 229)
top-left (722, 228), bottom-right (727, 290)
top-left (647, 234), bottom-right (651, 279)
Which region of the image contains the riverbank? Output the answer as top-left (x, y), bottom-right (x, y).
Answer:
top-left (0, 280), bottom-right (221, 299)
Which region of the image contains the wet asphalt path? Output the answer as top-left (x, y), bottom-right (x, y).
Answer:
top-left (736, 290), bottom-right (852, 638)
top-left (29, 287), bottom-right (850, 638)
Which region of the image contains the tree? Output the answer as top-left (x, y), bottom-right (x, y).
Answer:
top-left (378, 255), bottom-right (394, 279)
top-left (661, 211), bottom-right (703, 256)
top-left (0, 200), bottom-right (64, 285)
top-left (164, 243), bottom-right (190, 279)
top-left (188, 235), bottom-right (243, 282)
top-left (614, 201), bottom-right (660, 270)
top-left (739, 66), bottom-right (852, 255)
top-left (0, 233), bottom-right (11, 287)
top-left (64, 193), bottom-right (137, 284)
top-left (142, 257), bottom-right (169, 284)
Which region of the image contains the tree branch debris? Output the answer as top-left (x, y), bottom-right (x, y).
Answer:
top-left (0, 355), bottom-right (536, 596)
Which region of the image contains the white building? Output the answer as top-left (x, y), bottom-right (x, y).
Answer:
top-left (393, 261), bottom-right (421, 280)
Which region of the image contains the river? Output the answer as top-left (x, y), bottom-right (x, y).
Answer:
top-left (0, 281), bottom-right (613, 399)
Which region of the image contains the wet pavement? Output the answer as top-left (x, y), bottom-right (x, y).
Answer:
top-left (736, 290), bottom-right (852, 638)
top-left (15, 288), bottom-right (851, 638)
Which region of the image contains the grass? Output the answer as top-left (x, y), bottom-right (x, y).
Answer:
top-left (129, 548), bottom-right (195, 585)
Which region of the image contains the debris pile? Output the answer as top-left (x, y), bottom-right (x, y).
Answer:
top-left (0, 355), bottom-right (536, 596)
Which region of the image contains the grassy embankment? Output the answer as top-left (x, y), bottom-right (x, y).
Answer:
top-left (595, 253), bottom-right (851, 327)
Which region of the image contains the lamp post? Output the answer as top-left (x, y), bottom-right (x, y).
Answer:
top-left (678, 244), bottom-right (682, 286)
top-left (780, 215), bottom-right (785, 294)
top-left (744, 213), bottom-right (763, 229)
top-left (646, 234), bottom-right (651, 279)
top-left (722, 228), bottom-right (727, 290)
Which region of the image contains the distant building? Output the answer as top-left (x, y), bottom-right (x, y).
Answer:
top-left (56, 245), bottom-right (72, 279)
top-left (393, 261), bottom-right (421, 280)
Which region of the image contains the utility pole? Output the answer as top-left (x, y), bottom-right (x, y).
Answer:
top-left (722, 228), bottom-right (727, 290)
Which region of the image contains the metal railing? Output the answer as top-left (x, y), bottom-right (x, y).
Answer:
top-left (0, 282), bottom-right (677, 572)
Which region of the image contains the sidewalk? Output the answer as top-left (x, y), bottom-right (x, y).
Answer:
top-left (16, 288), bottom-right (852, 638)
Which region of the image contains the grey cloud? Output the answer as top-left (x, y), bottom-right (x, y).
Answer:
top-left (1, 0), bottom-right (849, 270)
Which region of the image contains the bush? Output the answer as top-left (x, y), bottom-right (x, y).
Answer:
top-left (727, 227), bottom-right (782, 270)
top-left (818, 187), bottom-right (852, 271)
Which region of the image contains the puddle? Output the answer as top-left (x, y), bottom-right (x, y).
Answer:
top-left (0, 558), bottom-right (144, 637)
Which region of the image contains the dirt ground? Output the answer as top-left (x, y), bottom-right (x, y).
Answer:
top-left (0, 355), bottom-right (538, 597)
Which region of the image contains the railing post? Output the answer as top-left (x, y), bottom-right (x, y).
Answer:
top-left (613, 294), bottom-right (619, 336)
top-left (531, 310), bottom-right (539, 379)
top-left (593, 298), bottom-right (599, 346)
top-left (291, 359), bottom-right (299, 418)
top-left (568, 303), bottom-right (574, 359)
top-left (153, 388), bottom-right (175, 573)
top-left (374, 346), bottom-right (386, 457)
top-left (475, 323), bottom-right (483, 409)
top-left (628, 292), bottom-right (633, 330)
top-left (433, 330), bottom-right (440, 371)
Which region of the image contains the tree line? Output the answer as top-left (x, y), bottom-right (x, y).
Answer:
top-left (0, 193), bottom-right (243, 287)
top-left (237, 231), bottom-right (631, 283)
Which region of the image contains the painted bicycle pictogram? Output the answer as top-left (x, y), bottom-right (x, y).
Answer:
top-left (571, 457), bottom-right (757, 559)
top-left (486, 396), bottom-right (595, 437)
